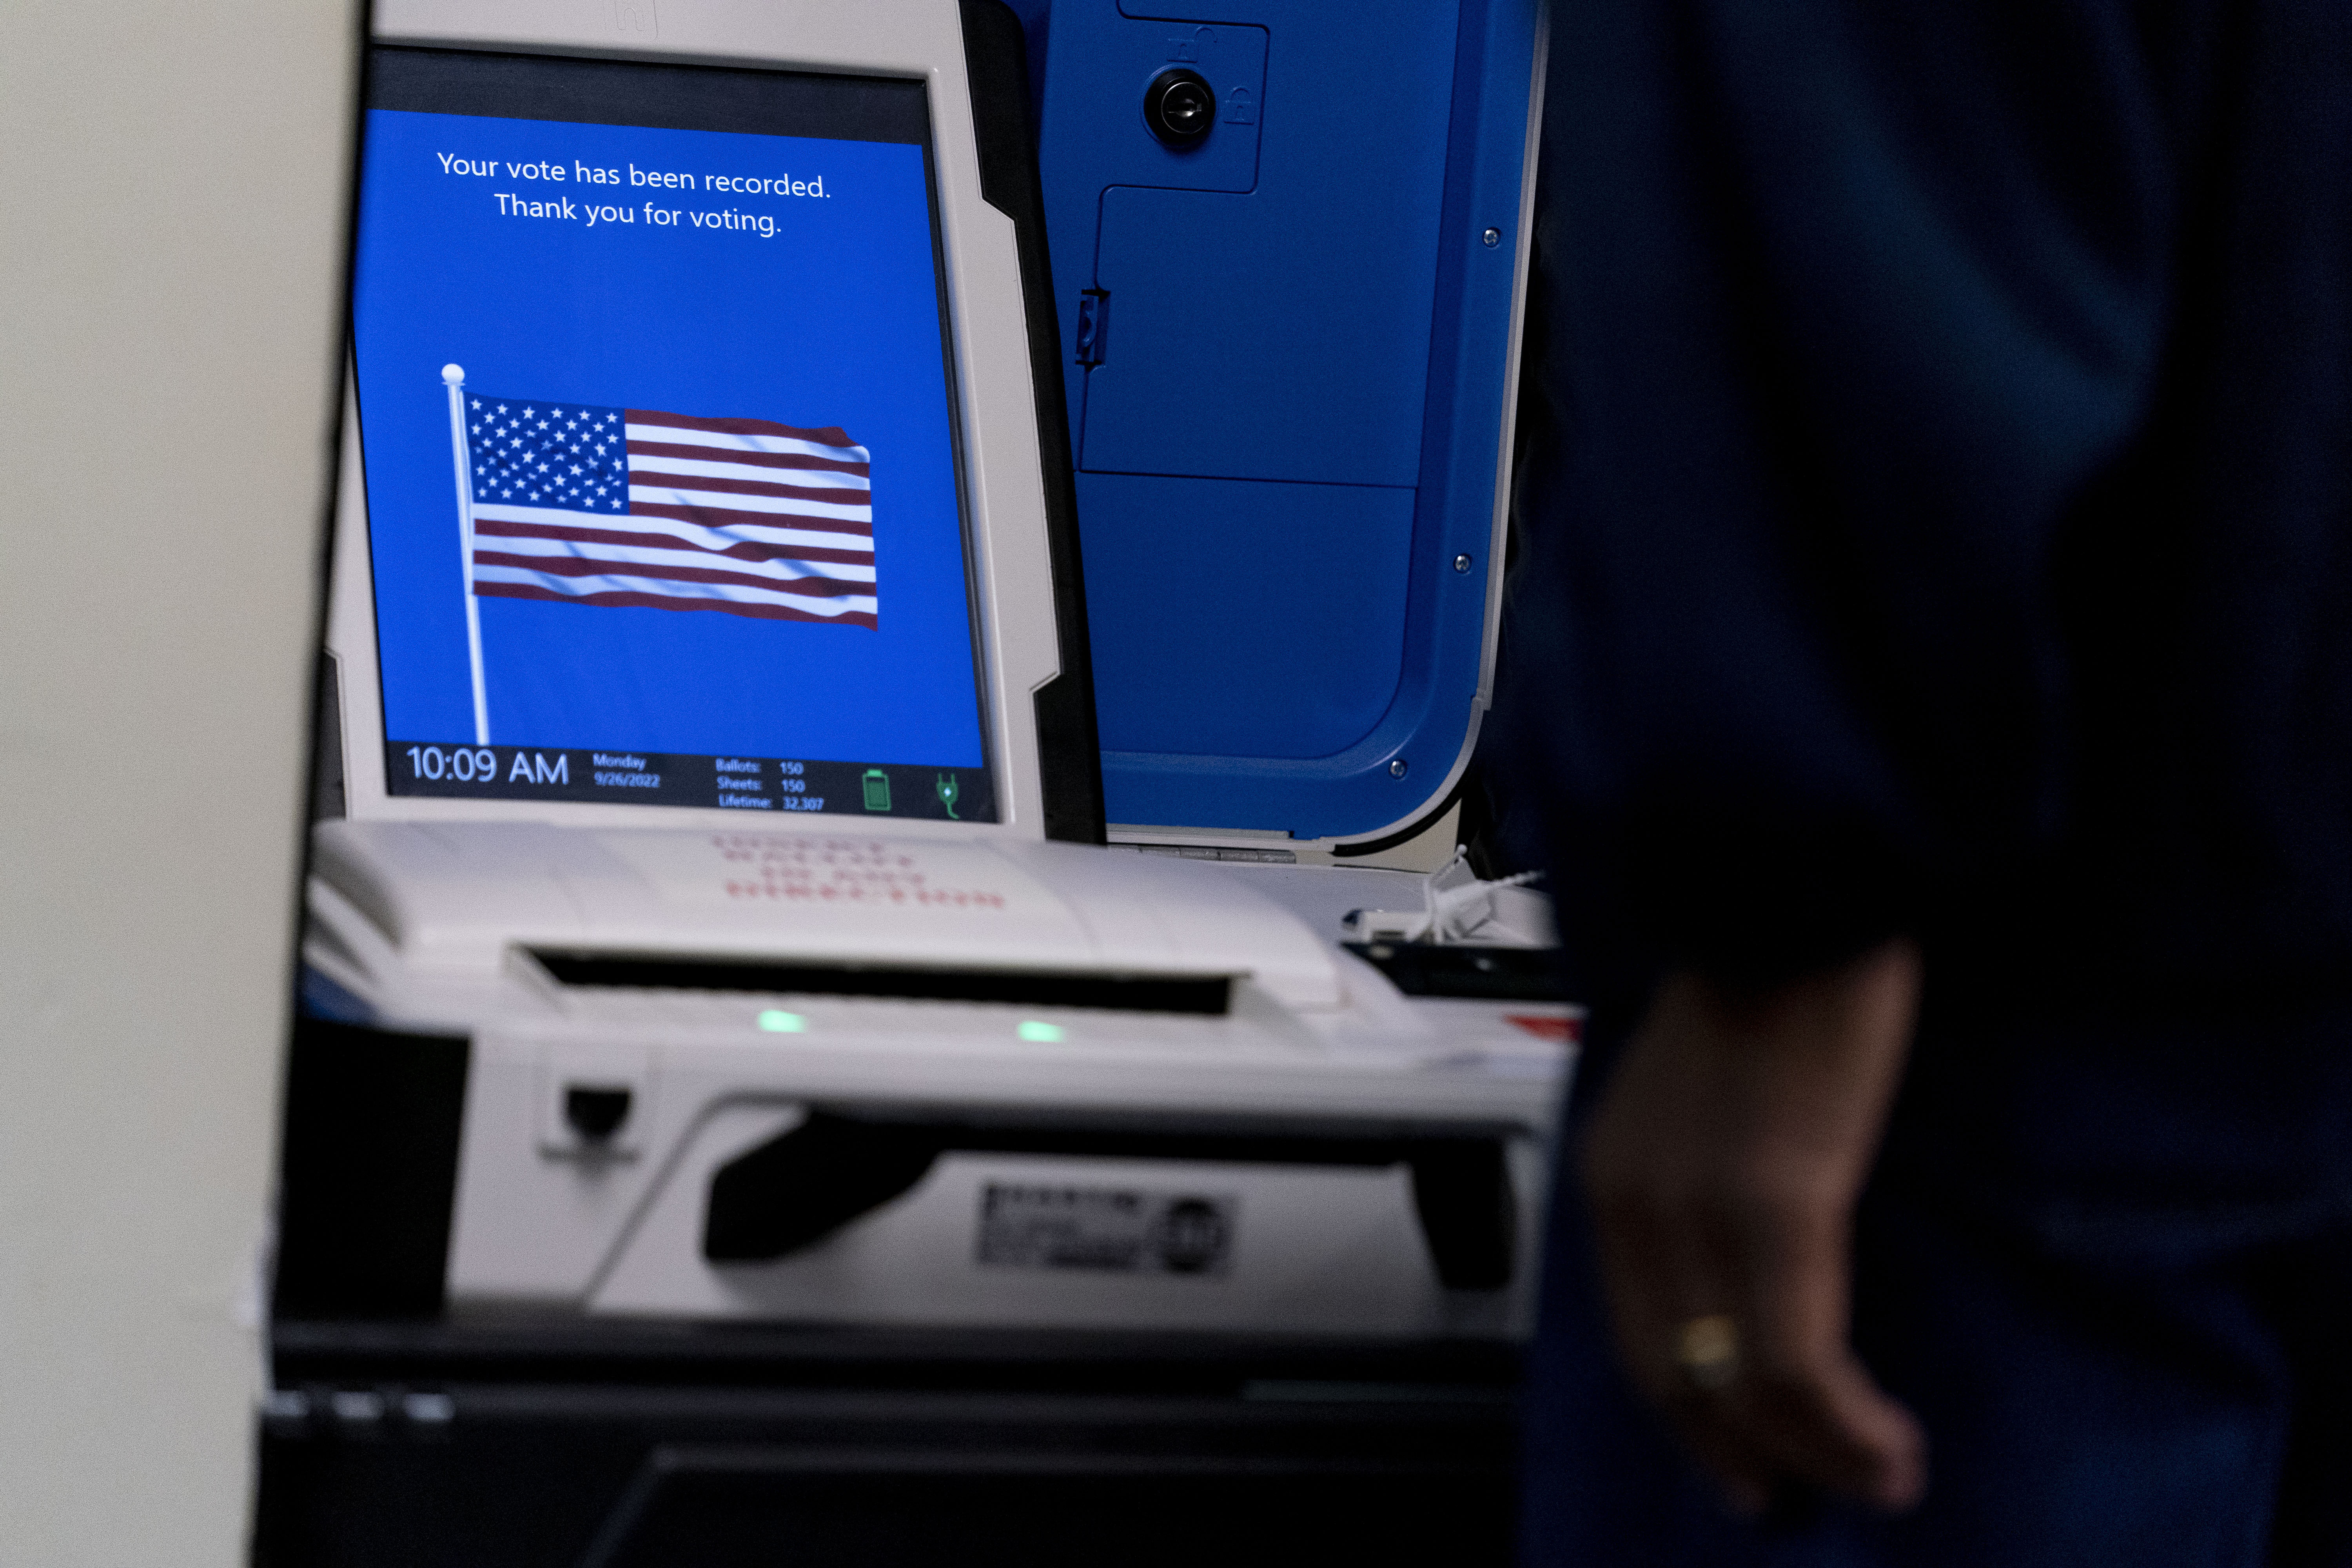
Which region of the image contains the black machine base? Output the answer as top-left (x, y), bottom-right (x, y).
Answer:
top-left (255, 1320), bottom-right (1522, 1568)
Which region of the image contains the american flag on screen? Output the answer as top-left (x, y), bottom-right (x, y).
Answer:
top-left (458, 393), bottom-right (876, 628)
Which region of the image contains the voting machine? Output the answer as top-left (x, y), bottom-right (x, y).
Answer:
top-left (263, 3), bottom-right (1561, 1563)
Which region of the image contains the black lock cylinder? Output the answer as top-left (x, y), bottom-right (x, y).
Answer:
top-left (1143, 67), bottom-right (1216, 147)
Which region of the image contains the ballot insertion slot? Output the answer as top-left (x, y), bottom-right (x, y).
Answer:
top-left (527, 952), bottom-right (1234, 1016)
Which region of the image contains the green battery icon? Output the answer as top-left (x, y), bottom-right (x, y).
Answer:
top-left (861, 768), bottom-right (892, 811)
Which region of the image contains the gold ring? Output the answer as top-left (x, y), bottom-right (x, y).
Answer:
top-left (1673, 1314), bottom-right (1740, 1392)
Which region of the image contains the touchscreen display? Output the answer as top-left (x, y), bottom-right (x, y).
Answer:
top-left (349, 47), bottom-right (995, 822)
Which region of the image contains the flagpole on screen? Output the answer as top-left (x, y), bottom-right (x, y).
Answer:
top-left (441, 363), bottom-right (490, 744)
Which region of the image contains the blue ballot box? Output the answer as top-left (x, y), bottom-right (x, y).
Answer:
top-left (1027, 0), bottom-right (1543, 850)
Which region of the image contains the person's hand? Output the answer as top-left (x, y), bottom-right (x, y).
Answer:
top-left (1581, 938), bottom-right (1929, 1514)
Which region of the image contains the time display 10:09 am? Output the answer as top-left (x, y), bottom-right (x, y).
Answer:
top-left (404, 745), bottom-right (570, 785)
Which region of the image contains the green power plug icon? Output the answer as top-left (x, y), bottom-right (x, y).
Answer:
top-left (936, 772), bottom-right (960, 819)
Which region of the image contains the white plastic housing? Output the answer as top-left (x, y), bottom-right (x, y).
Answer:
top-left (302, 821), bottom-right (1576, 1336)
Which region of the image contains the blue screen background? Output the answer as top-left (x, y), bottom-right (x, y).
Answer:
top-left (352, 107), bottom-right (984, 766)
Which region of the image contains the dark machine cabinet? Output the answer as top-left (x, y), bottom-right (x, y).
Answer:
top-left (255, 1322), bottom-right (1519, 1568)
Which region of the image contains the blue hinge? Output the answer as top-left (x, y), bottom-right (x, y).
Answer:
top-left (1074, 290), bottom-right (1109, 366)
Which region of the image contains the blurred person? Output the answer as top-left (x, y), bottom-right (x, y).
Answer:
top-left (1499, 1), bottom-right (2352, 1562)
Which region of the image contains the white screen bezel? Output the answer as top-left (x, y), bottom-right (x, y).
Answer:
top-left (327, 0), bottom-right (1059, 842)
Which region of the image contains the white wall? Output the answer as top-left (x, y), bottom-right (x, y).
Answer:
top-left (0, 1), bottom-right (358, 1561)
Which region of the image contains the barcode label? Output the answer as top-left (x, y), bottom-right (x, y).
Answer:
top-left (976, 1183), bottom-right (1236, 1276)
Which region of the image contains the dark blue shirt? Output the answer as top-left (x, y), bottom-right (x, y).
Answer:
top-left (1501, 0), bottom-right (2352, 1017)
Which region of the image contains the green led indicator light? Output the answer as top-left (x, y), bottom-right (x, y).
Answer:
top-left (757, 1009), bottom-right (806, 1034)
top-left (1016, 1020), bottom-right (1064, 1044)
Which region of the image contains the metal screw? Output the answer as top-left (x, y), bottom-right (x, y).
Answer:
top-left (258, 1389), bottom-right (312, 1437)
top-left (403, 1392), bottom-right (456, 1426)
top-left (330, 1390), bottom-right (385, 1426)
top-left (1482, 227), bottom-right (1501, 248)
top-left (1389, 759), bottom-right (1408, 778)
top-left (1453, 553), bottom-right (1473, 573)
